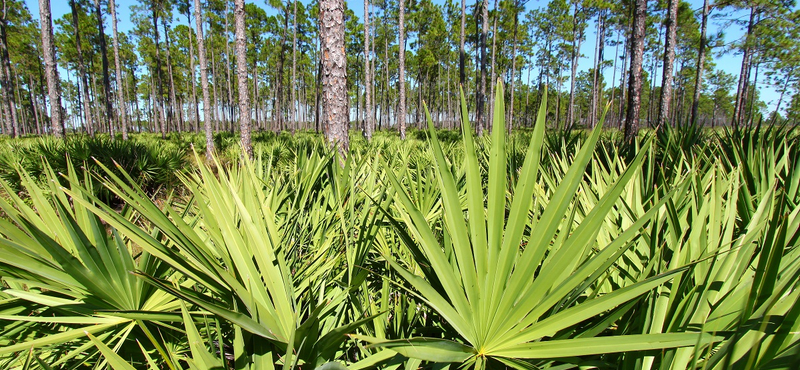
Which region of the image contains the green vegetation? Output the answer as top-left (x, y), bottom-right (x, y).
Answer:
top-left (0, 86), bottom-right (799, 369)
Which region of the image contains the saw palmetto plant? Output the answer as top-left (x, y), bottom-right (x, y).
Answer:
top-left (0, 81), bottom-right (798, 369)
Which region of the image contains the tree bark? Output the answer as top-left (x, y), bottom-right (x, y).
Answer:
top-left (489, 0), bottom-right (497, 128)
top-left (398, 0), bottom-right (406, 139)
top-left (39, 0), bottom-right (64, 137)
top-left (0, 0), bottom-right (18, 137)
top-left (152, 1), bottom-right (167, 138)
top-left (657, 0), bottom-right (678, 131)
top-left (94, 0), bottom-right (113, 137)
top-left (567, 3), bottom-right (581, 130)
top-left (109, 0), bottom-right (129, 139)
top-left (320, 0), bottom-right (348, 159)
top-left (194, 0), bottom-right (214, 159)
top-left (363, 0), bottom-right (372, 139)
top-left (508, 4), bottom-right (519, 133)
top-left (234, 0), bottom-right (251, 156)
top-left (184, 1), bottom-right (199, 133)
top-left (590, 11), bottom-right (605, 127)
top-left (623, 0), bottom-right (646, 144)
top-left (163, 20), bottom-right (181, 133)
top-left (224, 2), bottom-right (234, 131)
top-left (732, 6), bottom-right (755, 127)
top-left (689, 0), bottom-right (709, 126)
top-left (70, 0), bottom-right (95, 136)
top-left (477, 0), bottom-right (488, 135)
top-left (275, 4), bottom-right (289, 131)
top-left (292, 0), bottom-right (298, 132)
top-left (459, 0), bottom-right (466, 87)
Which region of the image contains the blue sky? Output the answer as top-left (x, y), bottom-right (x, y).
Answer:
top-left (24, 0), bottom-right (782, 114)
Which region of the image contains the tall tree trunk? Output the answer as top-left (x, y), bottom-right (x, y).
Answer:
top-left (624, 0), bottom-right (646, 144)
top-left (0, 0), bottom-right (18, 137)
top-left (746, 60), bottom-right (759, 126)
top-left (507, 4), bottom-right (519, 133)
top-left (315, 49), bottom-right (321, 132)
top-left (184, 2), bottom-right (199, 133)
top-left (211, 51), bottom-right (220, 131)
top-left (194, 0), bottom-right (214, 159)
top-left (590, 11), bottom-right (605, 127)
top-left (152, 2), bottom-right (167, 138)
top-left (70, 0), bottom-right (94, 136)
top-left (39, 0), bottom-right (64, 137)
top-left (234, 0), bottom-right (251, 156)
top-left (459, 0), bottom-right (465, 87)
top-left (28, 74), bottom-right (41, 134)
top-left (477, 0), bottom-right (488, 135)
top-left (732, 6), bottom-right (755, 127)
top-left (291, 0), bottom-right (298, 132)
top-left (689, 0), bottom-right (709, 126)
top-left (771, 66), bottom-right (793, 119)
top-left (489, 0), bottom-right (497, 128)
top-left (657, 0), bottom-right (678, 131)
top-left (383, 29), bottom-right (389, 132)
top-left (398, 0), bottom-right (406, 139)
top-left (224, 2), bottom-right (234, 132)
top-left (163, 20), bottom-right (181, 133)
top-left (567, 3), bottom-right (581, 130)
top-left (276, 5), bottom-right (289, 131)
top-left (363, 0), bottom-right (372, 139)
top-left (94, 0), bottom-right (113, 137)
top-left (109, 0), bottom-right (129, 139)
top-left (320, 0), bottom-right (348, 158)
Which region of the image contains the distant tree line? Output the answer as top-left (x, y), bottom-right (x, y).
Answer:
top-left (5, 0), bottom-right (800, 153)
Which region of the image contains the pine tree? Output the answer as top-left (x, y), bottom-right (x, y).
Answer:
top-left (39, 0), bottom-right (64, 137)
top-left (109, 0), bottom-right (128, 139)
top-left (320, 0), bottom-right (348, 158)
top-left (94, 0), bottom-right (113, 137)
top-left (657, 0), bottom-right (678, 130)
top-left (194, 0), bottom-right (214, 159)
top-left (234, 0), bottom-right (251, 156)
top-left (69, 0), bottom-right (93, 136)
top-left (398, 0), bottom-right (406, 139)
top-left (624, 0), bottom-right (646, 144)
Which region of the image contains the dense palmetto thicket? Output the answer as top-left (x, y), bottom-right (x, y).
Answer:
top-left (1, 83), bottom-right (799, 369)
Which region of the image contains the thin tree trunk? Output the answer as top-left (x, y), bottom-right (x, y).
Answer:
top-left (459, 0), bottom-right (466, 86)
top-left (39, 0), bottom-right (64, 137)
top-left (70, 0), bottom-right (94, 136)
top-left (363, 0), bottom-right (372, 139)
top-left (291, 0), bottom-right (298, 132)
top-left (747, 61), bottom-right (759, 127)
top-left (624, 0), bottom-right (646, 144)
top-left (212, 51), bottom-right (221, 131)
top-left (93, 0), bottom-right (113, 137)
top-left (223, 3), bottom-right (235, 131)
top-left (567, 3), bottom-right (581, 130)
top-left (489, 0), bottom-right (498, 128)
top-left (163, 20), bottom-right (181, 133)
top-left (320, 0), bottom-right (348, 158)
top-left (689, 0), bottom-right (709, 126)
top-left (151, 2), bottom-right (168, 138)
top-left (109, 0), bottom-right (129, 139)
top-left (732, 6), bottom-right (755, 127)
top-left (398, 0), bottom-right (406, 139)
top-left (657, 0), bottom-right (678, 131)
top-left (276, 5), bottom-right (289, 131)
top-left (590, 11), bottom-right (605, 127)
top-left (194, 0), bottom-right (214, 159)
top-left (0, 1), bottom-right (18, 137)
top-left (477, 0), bottom-right (488, 135)
top-left (507, 5), bottom-right (519, 133)
top-left (234, 0), bottom-right (251, 156)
